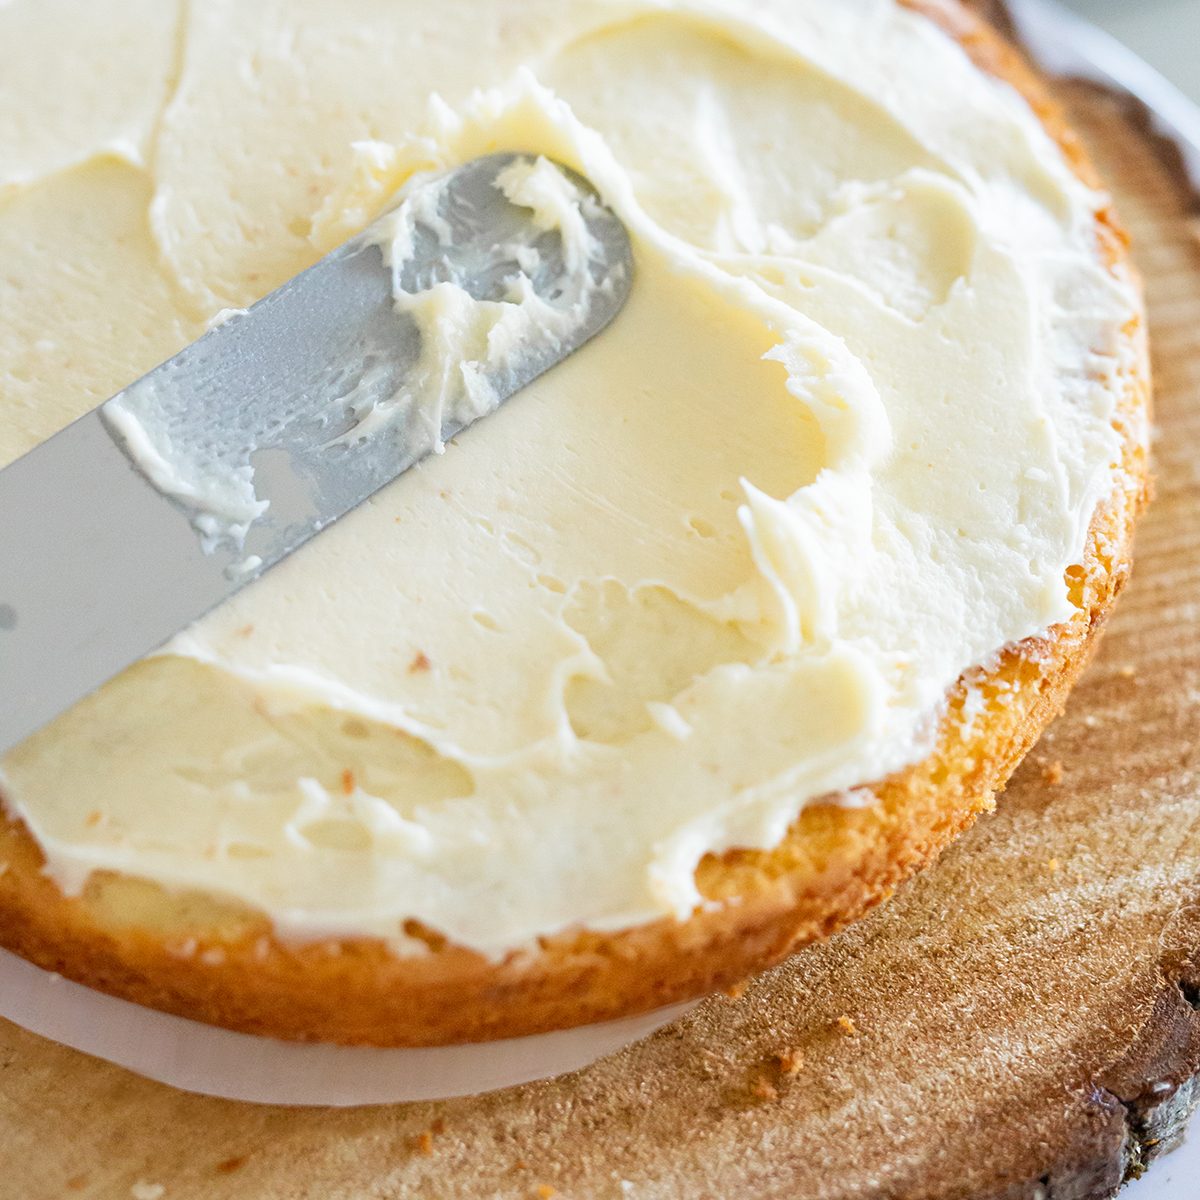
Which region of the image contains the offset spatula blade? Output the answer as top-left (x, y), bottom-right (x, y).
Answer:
top-left (0, 154), bottom-right (633, 756)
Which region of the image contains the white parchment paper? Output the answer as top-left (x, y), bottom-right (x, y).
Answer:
top-left (0, 949), bottom-right (695, 1106)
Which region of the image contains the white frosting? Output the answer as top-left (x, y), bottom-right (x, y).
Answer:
top-left (103, 154), bottom-right (614, 553)
top-left (0, 0), bottom-right (1142, 956)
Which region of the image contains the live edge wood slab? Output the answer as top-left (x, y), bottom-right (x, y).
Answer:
top-left (2, 34), bottom-right (1199, 1200)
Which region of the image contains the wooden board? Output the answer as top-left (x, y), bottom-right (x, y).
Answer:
top-left (2, 58), bottom-right (1199, 1200)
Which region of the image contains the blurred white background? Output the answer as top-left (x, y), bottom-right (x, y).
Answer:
top-left (1065, 0), bottom-right (1200, 101)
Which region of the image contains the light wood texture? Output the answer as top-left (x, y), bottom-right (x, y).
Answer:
top-left (1, 52), bottom-right (1198, 1200)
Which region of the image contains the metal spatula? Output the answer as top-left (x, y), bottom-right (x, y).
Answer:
top-left (0, 154), bottom-right (633, 755)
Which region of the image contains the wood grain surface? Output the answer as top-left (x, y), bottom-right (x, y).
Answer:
top-left (1, 54), bottom-right (1199, 1200)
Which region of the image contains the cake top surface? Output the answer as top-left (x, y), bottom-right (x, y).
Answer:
top-left (0, 0), bottom-right (1138, 953)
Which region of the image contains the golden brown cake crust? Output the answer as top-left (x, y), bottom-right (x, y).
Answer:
top-left (0, 0), bottom-right (1152, 1046)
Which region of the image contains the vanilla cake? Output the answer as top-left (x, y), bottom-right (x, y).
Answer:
top-left (0, 0), bottom-right (1149, 1044)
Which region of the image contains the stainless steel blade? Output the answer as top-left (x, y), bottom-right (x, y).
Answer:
top-left (0, 153), bottom-right (633, 755)
top-left (1005, 0), bottom-right (1200, 190)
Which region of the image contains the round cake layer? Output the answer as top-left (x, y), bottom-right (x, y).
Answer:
top-left (0, 0), bottom-right (1148, 1043)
